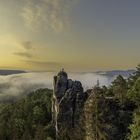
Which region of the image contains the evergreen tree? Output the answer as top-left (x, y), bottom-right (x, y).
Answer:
top-left (128, 64), bottom-right (140, 88)
top-left (112, 75), bottom-right (127, 104)
top-left (128, 78), bottom-right (140, 106)
top-left (128, 106), bottom-right (140, 140)
top-left (84, 86), bottom-right (110, 140)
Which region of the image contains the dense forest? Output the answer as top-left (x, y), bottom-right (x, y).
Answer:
top-left (0, 65), bottom-right (140, 140)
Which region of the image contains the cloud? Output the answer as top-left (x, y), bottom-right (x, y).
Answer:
top-left (21, 41), bottom-right (33, 50)
top-left (14, 41), bottom-right (34, 58)
top-left (24, 60), bottom-right (62, 70)
top-left (25, 60), bottom-right (61, 66)
top-left (14, 52), bottom-right (32, 58)
top-left (0, 72), bottom-right (116, 102)
top-left (21, 0), bottom-right (79, 31)
top-left (0, 72), bottom-right (54, 102)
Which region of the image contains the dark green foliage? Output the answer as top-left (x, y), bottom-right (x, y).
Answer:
top-left (0, 88), bottom-right (55, 140)
top-left (128, 64), bottom-right (140, 89)
top-left (111, 75), bottom-right (127, 104)
top-left (127, 107), bottom-right (140, 140)
top-left (128, 78), bottom-right (140, 106)
top-left (83, 86), bottom-right (133, 140)
top-left (126, 65), bottom-right (140, 140)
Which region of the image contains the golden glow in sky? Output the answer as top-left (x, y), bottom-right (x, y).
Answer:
top-left (0, 0), bottom-right (140, 71)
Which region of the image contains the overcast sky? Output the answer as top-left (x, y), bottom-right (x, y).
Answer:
top-left (0, 0), bottom-right (140, 71)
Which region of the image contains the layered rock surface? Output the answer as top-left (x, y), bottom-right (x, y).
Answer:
top-left (52, 69), bottom-right (87, 132)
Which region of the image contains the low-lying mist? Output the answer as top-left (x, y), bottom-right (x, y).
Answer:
top-left (0, 72), bottom-right (120, 102)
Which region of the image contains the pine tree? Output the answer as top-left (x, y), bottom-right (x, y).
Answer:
top-left (112, 75), bottom-right (127, 104)
top-left (128, 106), bottom-right (140, 140)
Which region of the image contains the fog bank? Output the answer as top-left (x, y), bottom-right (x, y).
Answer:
top-left (0, 72), bottom-right (120, 102)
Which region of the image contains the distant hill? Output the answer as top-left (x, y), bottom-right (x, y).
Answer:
top-left (0, 70), bottom-right (26, 75)
top-left (96, 70), bottom-right (135, 77)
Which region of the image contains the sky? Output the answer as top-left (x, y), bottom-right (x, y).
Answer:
top-left (0, 0), bottom-right (140, 72)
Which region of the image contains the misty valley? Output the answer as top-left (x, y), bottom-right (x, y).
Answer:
top-left (0, 70), bottom-right (134, 102)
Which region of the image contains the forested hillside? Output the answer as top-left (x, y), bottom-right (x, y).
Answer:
top-left (0, 89), bottom-right (55, 140)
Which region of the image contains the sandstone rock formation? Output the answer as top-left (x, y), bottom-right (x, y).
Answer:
top-left (52, 69), bottom-right (86, 139)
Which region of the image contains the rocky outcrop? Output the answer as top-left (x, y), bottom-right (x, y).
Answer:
top-left (52, 69), bottom-right (87, 139)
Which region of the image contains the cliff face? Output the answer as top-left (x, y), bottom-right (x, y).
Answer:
top-left (52, 70), bottom-right (87, 139)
